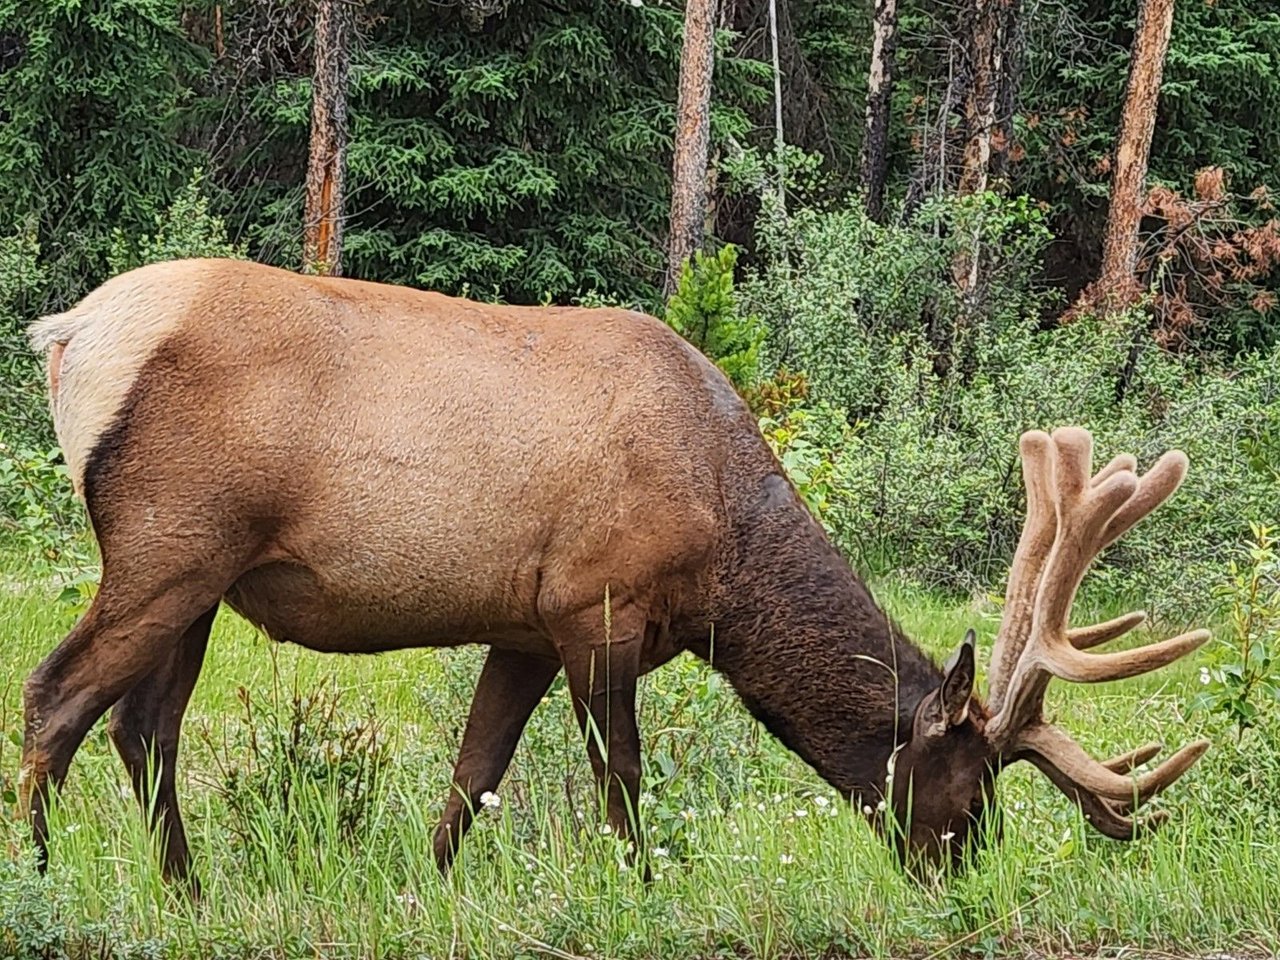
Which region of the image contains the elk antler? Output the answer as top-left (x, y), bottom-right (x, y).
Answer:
top-left (985, 427), bottom-right (1211, 835)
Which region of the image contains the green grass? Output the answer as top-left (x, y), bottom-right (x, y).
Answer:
top-left (0, 549), bottom-right (1276, 959)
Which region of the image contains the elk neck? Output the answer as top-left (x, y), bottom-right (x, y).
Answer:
top-left (688, 465), bottom-right (945, 805)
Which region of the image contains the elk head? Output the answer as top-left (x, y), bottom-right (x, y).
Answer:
top-left (882, 426), bottom-right (1211, 871)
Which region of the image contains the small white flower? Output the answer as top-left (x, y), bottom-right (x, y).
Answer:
top-left (775, 876), bottom-right (785, 886)
top-left (876, 799), bottom-right (887, 813)
top-left (779, 853), bottom-right (794, 864)
top-left (396, 891), bottom-right (418, 907)
top-left (794, 808), bottom-right (808, 818)
top-left (600, 823), bottom-right (613, 835)
top-left (1199, 667), bottom-right (1211, 685)
top-left (862, 804), bottom-right (874, 816)
top-left (772, 793), bottom-right (782, 804)
top-left (679, 807), bottom-right (697, 822)
top-left (640, 791), bottom-right (656, 807)
top-left (813, 795), bottom-right (830, 808)
top-left (64, 823), bottom-right (80, 835)
top-left (653, 871), bottom-right (664, 881)
top-left (480, 791), bottom-right (501, 810)
top-left (940, 830), bottom-right (956, 843)
top-left (755, 802), bottom-right (766, 813)
top-left (653, 846), bottom-right (669, 858)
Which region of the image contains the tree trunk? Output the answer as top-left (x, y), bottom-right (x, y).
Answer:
top-left (953, 0), bottom-right (1022, 295)
top-left (859, 0), bottom-right (898, 223)
top-left (1095, 0), bottom-right (1176, 309)
top-left (665, 0), bottom-right (719, 298)
top-left (302, 0), bottom-right (352, 277)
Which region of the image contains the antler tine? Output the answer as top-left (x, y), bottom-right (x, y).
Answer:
top-left (1067, 610), bottom-right (1147, 649)
top-left (1018, 750), bottom-right (1171, 840)
top-left (1101, 741), bottom-right (1165, 774)
top-left (1015, 724), bottom-right (1209, 804)
top-left (986, 430), bottom-right (1057, 715)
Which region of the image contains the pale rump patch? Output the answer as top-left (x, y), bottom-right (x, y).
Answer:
top-left (27, 261), bottom-right (204, 496)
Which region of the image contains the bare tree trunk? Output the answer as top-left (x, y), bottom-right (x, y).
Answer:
top-left (952, 0), bottom-right (1002, 296)
top-left (958, 0), bottom-right (1000, 200)
top-left (666, 0), bottom-right (719, 298)
top-left (1095, 0), bottom-right (1176, 308)
top-left (990, 0), bottom-right (1025, 180)
top-left (859, 0), bottom-right (898, 223)
top-left (302, 0), bottom-right (352, 277)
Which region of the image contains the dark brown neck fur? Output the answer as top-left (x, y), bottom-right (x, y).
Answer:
top-left (688, 464), bottom-right (944, 804)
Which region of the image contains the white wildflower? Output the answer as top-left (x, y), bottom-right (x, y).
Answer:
top-left (813, 795), bottom-right (830, 809)
top-left (480, 791), bottom-right (501, 811)
top-left (779, 853), bottom-right (794, 865)
top-left (653, 846), bottom-right (669, 858)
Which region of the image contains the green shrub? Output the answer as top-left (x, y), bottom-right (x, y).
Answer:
top-left (0, 225), bottom-right (52, 450)
top-left (200, 669), bottom-right (391, 876)
top-left (664, 245), bottom-right (766, 393)
top-left (741, 192), bottom-right (1055, 417)
top-left (1193, 522), bottom-right (1280, 735)
top-left (107, 168), bottom-right (247, 274)
top-left (768, 313), bottom-right (1280, 619)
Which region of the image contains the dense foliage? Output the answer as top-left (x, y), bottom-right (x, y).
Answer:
top-left (1, 0), bottom-right (1276, 619)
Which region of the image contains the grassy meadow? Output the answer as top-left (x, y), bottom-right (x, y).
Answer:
top-left (0, 548), bottom-right (1276, 960)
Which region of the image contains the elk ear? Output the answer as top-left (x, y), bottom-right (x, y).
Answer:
top-left (918, 629), bottom-right (977, 738)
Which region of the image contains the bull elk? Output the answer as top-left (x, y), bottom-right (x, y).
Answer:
top-left (20, 258), bottom-right (1210, 885)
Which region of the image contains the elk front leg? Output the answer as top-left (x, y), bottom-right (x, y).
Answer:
top-left (433, 647), bottom-right (561, 873)
top-left (107, 605), bottom-right (216, 889)
top-left (553, 605), bottom-right (646, 853)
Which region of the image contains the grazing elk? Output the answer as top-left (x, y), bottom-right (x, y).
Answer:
top-left (20, 258), bottom-right (1210, 885)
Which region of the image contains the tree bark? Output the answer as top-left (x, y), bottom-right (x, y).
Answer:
top-left (859, 0), bottom-right (898, 223)
top-left (302, 0), bottom-right (352, 277)
top-left (1095, 0), bottom-right (1176, 308)
top-left (665, 0), bottom-right (719, 298)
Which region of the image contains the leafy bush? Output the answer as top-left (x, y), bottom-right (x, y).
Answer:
top-left (664, 245), bottom-right (766, 392)
top-left (738, 192), bottom-right (1280, 616)
top-left (1193, 522), bottom-right (1280, 735)
top-left (107, 169), bottom-right (247, 274)
top-left (0, 225), bottom-right (52, 450)
top-left (741, 191), bottom-right (1056, 417)
top-left (200, 669), bottom-right (391, 874)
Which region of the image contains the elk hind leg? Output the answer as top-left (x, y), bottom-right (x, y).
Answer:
top-left (107, 604), bottom-right (216, 886)
top-left (21, 577), bottom-right (226, 873)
